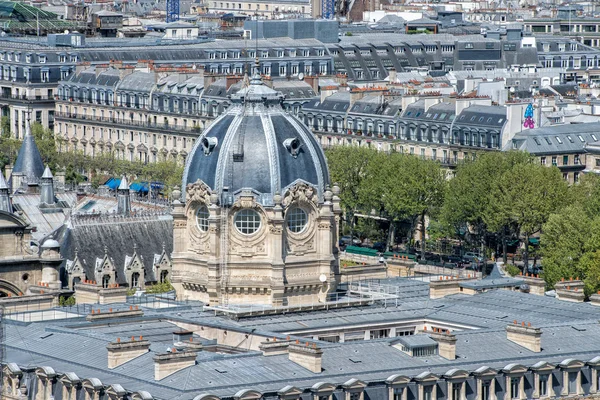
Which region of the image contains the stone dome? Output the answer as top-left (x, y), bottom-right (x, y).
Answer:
top-left (182, 73), bottom-right (329, 206)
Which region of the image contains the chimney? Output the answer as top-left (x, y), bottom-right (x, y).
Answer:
top-left (107, 338), bottom-right (150, 369)
top-left (40, 165), bottom-right (55, 205)
top-left (304, 75), bottom-right (319, 93)
top-left (225, 75), bottom-right (242, 90)
top-left (153, 350), bottom-right (197, 380)
top-left (0, 171), bottom-right (12, 213)
top-left (388, 67), bottom-right (397, 83)
top-left (95, 64), bottom-right (109, 78)
top-left (430, 331), bottom-right (457, 360)
top-left (117, 175), bottom-right (131, 216)
top-left (288, 342), bottom-right (322, 373)
top-left (506, 322), bottom-right (541, 352)
top-left (423, 96), bottom-right (442, 112)
top-left (259, 338), bottom-right (293, 356)
top-left (428, 276), bottom-right (461, 299)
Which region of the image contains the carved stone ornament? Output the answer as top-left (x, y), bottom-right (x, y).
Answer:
top-left (282, 183), bottom-right (318, 207)
top-left (186, 180), bottom-right (212, 205)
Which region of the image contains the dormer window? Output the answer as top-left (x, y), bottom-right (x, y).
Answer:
top-left (0, 53), bottom-right (5, 61)
top-left (70, 54), bottom-right (78, 62)
top-left (59, 54), bottom-right (66, 63)
top-left (15, 53), bottom-right (20, 62)
top-left (39, 54), bottom-right (47, 63)
top-left (303, 49), bottom-right (310, 57)
top-left (26, 54), bottom-right (31, 63)
top-left (209, 52), bottom-right (216, 59)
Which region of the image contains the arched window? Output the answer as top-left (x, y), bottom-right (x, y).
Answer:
top-left (102, 275), bottom-right (110, 288)
top-left (131, 272), bottom-right (140, 288)
top-left (160, 270), bottom-right (169, 283)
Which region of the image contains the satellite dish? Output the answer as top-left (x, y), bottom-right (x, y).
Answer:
top-left (298, 72), bottom-right (305, 80)
top-left (319, 274), bottom-right (327, 283)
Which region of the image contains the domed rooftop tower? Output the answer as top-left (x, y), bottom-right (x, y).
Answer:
top-left (182, 72), bottom-right (329, 205)
top-left (172, 65), bottom-right (341, 306)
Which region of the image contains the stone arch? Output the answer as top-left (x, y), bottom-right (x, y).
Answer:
top-left (0, 280), bottom-right (21, 297)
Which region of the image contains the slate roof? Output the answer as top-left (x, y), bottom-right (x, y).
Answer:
top-left (50, 212), bottom-right (173, 286)
top-left (507, 122), bottom-right (600, 154)
top-left (12, 123), bottom-right (45, 184)
top-left (5, 288), bottom-right (600, 399)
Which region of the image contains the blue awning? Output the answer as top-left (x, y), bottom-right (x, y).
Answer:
top-left (130, 182), bottom-right (149, 193)
top-left (105, 177), bottom-right (121, 190)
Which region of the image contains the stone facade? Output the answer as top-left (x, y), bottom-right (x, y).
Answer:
top-left (172, 183), bottom-right (341, 306)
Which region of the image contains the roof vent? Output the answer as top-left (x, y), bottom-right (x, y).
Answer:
top-left (201, 137), bottom-right (218, 156)
top-left (283, 138), bottom-right (302, 158)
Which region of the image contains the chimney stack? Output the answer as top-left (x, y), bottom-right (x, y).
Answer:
top-left (40, 165), bottom-right (56, 205)
top-left (107, 338), bottom-right (150, 369)
top-left (153, 350), bottom-right (197, 380)
top-left (430, 331), bottom-right (457, 360)
top-left (288, 342), bottom-right (322, 373)
top-left (117, 175), bottom-right (131, 216)
top-left (388, 67), bottom-right (397, 83)
top-left (259, 338), bottom-right (293, 356)
top-left (506, 322), bottom-right (542, 352)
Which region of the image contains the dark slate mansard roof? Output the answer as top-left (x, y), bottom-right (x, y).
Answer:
top-left (51, 213), bottom-right (173, 287)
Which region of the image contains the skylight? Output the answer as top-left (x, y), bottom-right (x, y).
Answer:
top-left (555, 136), bottom-right (563, 144)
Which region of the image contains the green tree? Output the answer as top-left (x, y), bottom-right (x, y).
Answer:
top-left (31, 122), bottom-right (57, 167)
top-left (569, 173), bottom-right (600, 217)
top-left (542, 203), bottom-right (600, 296)
top-left (325, 146), bottom-right (380, 236)
top-left (442, 151), bottom-right (532, 263)
top-left (493, 162), bottom-right (568, 268)
top-left (375, 154), bottom-right (446, 254)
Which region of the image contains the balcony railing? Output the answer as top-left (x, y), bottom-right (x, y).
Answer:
top-left (55, 112), bottom-right (204, 135)
top-left (0, 93), bottom-right (56, 102)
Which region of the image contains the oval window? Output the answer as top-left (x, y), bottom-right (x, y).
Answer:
top-left (234, 209), bottom-right (261, 235)
top-left (196, 206), bottom-right (210, 232)
top-left (286, 207), bottom-right (308, 233)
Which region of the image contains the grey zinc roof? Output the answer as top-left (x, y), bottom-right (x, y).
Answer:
top-left (118, 71), bottom-right (156, 92)
top-left (507, 122), bottom-right (600, 154)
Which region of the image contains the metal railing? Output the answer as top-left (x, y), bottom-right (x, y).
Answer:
top-left (3, 303), bottom-right (94, 322)
top-left (0, 93), bottom-right (56, 101)
top-left (55, 112), bottom-right (205, 134)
